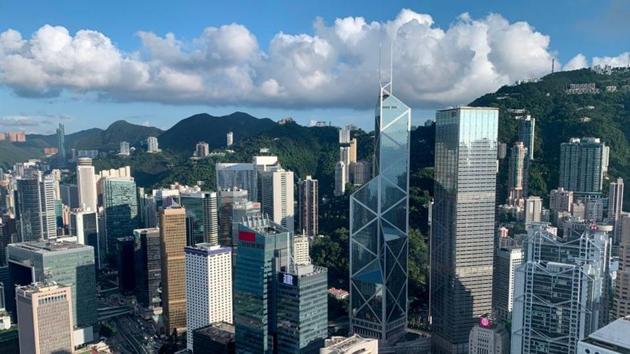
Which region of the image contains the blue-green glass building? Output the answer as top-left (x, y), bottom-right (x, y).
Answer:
top-left (234, 215), bottom-right (289, 354)
top-left (102, 177), bottom-right (138, 254)
top-left (349, 81), bottom-right (410, 344)
top-left (180, 191), bottom-right (219, 246)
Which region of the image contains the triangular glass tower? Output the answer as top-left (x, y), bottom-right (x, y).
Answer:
top-left (349, 80), bottom-right (410, 344)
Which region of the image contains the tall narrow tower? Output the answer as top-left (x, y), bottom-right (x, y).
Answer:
top-left (349, 79), bottom-right (410, 345)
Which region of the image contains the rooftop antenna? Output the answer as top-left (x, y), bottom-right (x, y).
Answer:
top-left (552, 58), bottom-right (555, 73)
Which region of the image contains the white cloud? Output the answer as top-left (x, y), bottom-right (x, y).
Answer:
top-left (563, 54), bottom-right (588, 70)
top-left (593, 52), bottom-right (630, 68)
top-left (0, 10), bottom-right (626, 109)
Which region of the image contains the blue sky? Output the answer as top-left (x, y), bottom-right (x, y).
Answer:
top-left (0, 0), bottom-right (628, 134)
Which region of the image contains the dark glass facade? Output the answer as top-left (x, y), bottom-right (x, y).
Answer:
top-left (103, 178), bottom-right (138, 255)
top-left (134, 228), bottom-right (162, 307)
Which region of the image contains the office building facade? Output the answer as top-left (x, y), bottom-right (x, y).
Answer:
top-left (218, 188), bottom-right (249, 247)
top-left (298, 176), bottom-right (318, 237)
top-left (517, 115), bottom-right (535, 161)
top-left (507, 142), bottom-right (527, 203)
top-left (468, 317), bottom-right (509, 354)
top-left (185, 244), bottom-right (232, 350)
top-left (260, 168), bottom-right (295, 232)
top-left (216, 163), bottom-right (257, 201)
top-left (133, 228), bottom-right (162, 308)
top-left (16, 173), bottom-right (56, 241)
top-left (609, 178), bottom-right (624, 243)
top-left (349, 81), bottom-right (410, 345)
top-left (492, 238), bottom-right (522, 321)
top-left (432, 107), bottom-right (498, 353)
top-left (613, 213), bottom-right (630, 318)
top-left (160, 206), bottom-right (187, 333)
top-left (102, 177), bottom-right (138, 254)
top-left (180, 191), bottom-right (219, 246)
top-left (76, 157), bottom-right (97, 212)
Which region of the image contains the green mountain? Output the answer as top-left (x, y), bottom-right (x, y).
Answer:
top-left (470, 67), bottom-right (630, 204)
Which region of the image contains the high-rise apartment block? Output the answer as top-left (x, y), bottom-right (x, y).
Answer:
top-left (524, 196), bottom-right (542, 225)
top-left (185, 244), bottom-right (232, 350)
top-left (16, 282), bottom-right (74, 354)
top-left (133, 228), bottom-right (162, 308)
top-left (160, 206), bottom-right (187, 333)
top-left (549, 187), bottom-right (573, 213)
top-left (119, 141), bottom-right (130, 156)
top-left (234, 215), bottom-right (290, 353)
top-left (260, 168), bottom-right (294, 232)
top-left (613, 213), bottom-right (630, 318)
top-left (511, 223), bottom-right (611, 354)
top-left (334, 161), bottom-right (346, 197)
top-left (216, 163), bottom-right (257, 200)
top-left (350, 81), bottom-right (410, 345)
top-left (293, 234), bottom-right (310, 266)
top-left (492, 237), bottom-right (522, 321)
top-left (16, 172), bottom-right (56, 241)
top-left (609, 178), bottom-right (624, 243)
top-left (226, 131), bottom-right (234, 147)
top-left (196, 141), bottom-right (209, 158)
top-left (298, 176), bottom-right (318, 237)
top-left (507, 142), bottom-right (527, 203)
top-left (180, 191), bottom-right (219, 246)
top-left (559, 137), bottom-right (610, 194)
top-left (432, 107), bottom-right (498, 354)
top-left (349, 138), bottom-right (358, 163)
top-left (76, 157), bottom-right (97, 211)
top-left (147, 136), bottom-right (159, 153)
top-left (57, 123), bottom-right (66, 162)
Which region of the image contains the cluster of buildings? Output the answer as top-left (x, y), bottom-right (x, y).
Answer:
top-left (333, 125), bottom-right (370, 196)
top-left (0, 131), bottom-right (26, 143)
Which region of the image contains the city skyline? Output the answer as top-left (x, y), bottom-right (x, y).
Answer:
top-left (1, 1), bottom-right (629, 133)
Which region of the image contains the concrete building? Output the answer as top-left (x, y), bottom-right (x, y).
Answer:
top-left (613, 213), bottom-right (630, 318)
top-left (507, 142), bottom-right (527, 204)
top-left (293, 235), bottom-right (310, 266)
top-left (196, 141), bottom-right (209, 158)
top-left (549, 187), bottom-right (573, 214)
top-left (339, 126), bottom-right (351, 144)
top-left (185, 244), bottom-right (232, 350)
top-left (119, 141), bottom-right (130, 156)
top-left (349, 138), bottom-right (357, 163)
top-left (321, 335), bottom-right (379, 354)
top-left (559, 137), bottom-right (610, 194)
top-left (160, 206), bottom-right (187, 333)
top-left (76, 157), bottom-right (97, 212)
top-left (69, 210), bottom-right (101, 267)
top-left (16, 282), bottom-right (74, 354)
top-left (511, 223), bottom-right (611, 354)
top-left (468, 317), bottom-right (509, 354)
top-left (193, 322), bottom-right (235, 354)
top-left (577, 316), bottom-right (630, 354)
top-left (351, 160), bottom-right (371, 186)
top-left (133, 228), bottom-right (162, 309)
top-left (218, 188), bottom-right (249, 247)
top-left (260, 168), bottom-right (295, 232)
top-left (146, 136), bottom-right (159, 153)
top-left (609, 178), bottom-right (624, 243)
top-left (334, 161), bottom-right (346, 197)
top-left (234, 215), bottom-right (290, 353)
top-left (432, 107), bottom-right (498, 354)
top-left (215, 163), bottom-right (257, 201)
top-left (524, 196), bottom-right (542, 225)
top-left (7, 241), bottom-right (96, 339)
top-left (226, 131), bottom-right (234, 147)
top-left (298, 176), bottom-right (318, 237)
top-left (492, 237), bottom-right (522, 321)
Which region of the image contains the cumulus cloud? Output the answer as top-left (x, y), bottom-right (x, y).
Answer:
top-left (0, 10), bottom-right (626, 109)
top-left (0, 113), bottom-right (71, 133)
top-left (563, 54), bottom-right (588, 70)
top-left (593, 52), bottom-right (630, 68)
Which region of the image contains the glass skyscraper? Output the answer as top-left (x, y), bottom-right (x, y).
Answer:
top-left (349, 81), bottom-right (410, 344)
top-left (102, 177), bottom-right (138, 254)
top-left (180, 191), bottom-right (219, 246)
top-left (431, 107), bottom-right (498, 354)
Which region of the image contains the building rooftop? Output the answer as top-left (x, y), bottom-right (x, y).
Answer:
top-left (323, 335), bottom-right (377, 352)
top-left (437, 106), bottom-right (500, 112)
top-left (193, 322), bottom-right (234, 345)
top-left (9, 240), bottom-right (92, 254)
top-left (583, 316), bottom-right (630, 351)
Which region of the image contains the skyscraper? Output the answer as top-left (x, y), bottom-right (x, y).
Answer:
top-left (524, 196), bottom-right (542, 225)
top-left (609, 178), bottom-right (624, 243)
top-left (349, 81), bottom-right (410, 345)
top-left (468, 317), bottom-right (509, 354)
top-left (180, 191), bottom-right (219, 246)
top-left (260, 168), bottom-right (295, 232)
top-left (185, 243), bottom-right (232, 350)
top-left (70, 209), bottom-right (101, 267)
top-left (507, 142), bottom-right (527, 204)
top-left (16, 282), bottom-right (74, 354)
top-left (196, 141), bottom-right (209, 158)
top-left (16, 173), bottom-right (56, 241)
top-left (227, 131), bottom-right (234, 147)
top-left (160, 206), bottom-right (187, 333)
top-left (56, 122), bottom-right (66, 162)
top-left (7, 241), bottom-right (97, 339)
top-left (102, 176), bottom-right (138, 254)
top-left (133, 228), bottom-right (162, 308)
top-left (492, 237), bottom-right (522, 322)
top-left (76, 157), bottom-right (97, 212)
top-left (349, 138), bottom-right (358, 163)
top-left (549, 187), bottom-right (573, 214)
top-left (216, 163), bottom-right (257, 200)
top-left (146, 136), bottom-right (160, 153)
top-left (559, 137), bottom-right (610, 194)
top-left (613, 213), bottom-right (630, 318)
top-left (234, 215), bottom-right (290, 353)
top-left (577, 316), bottom-right (630, 354)
top-left (298, 176), bottom-right (318, 237)
top-left (119, 141), bottom-right (130, 156)
top-left (218, 188), bottom-right (249, 247)
top-left (432, 107), bottom-right (498, 354)
top-left (511, 223), bottom-right (611, 354)
top-left (516, 114), bottom-right (535, 160)
top-left (334, 161), bottom-right (346, 197)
